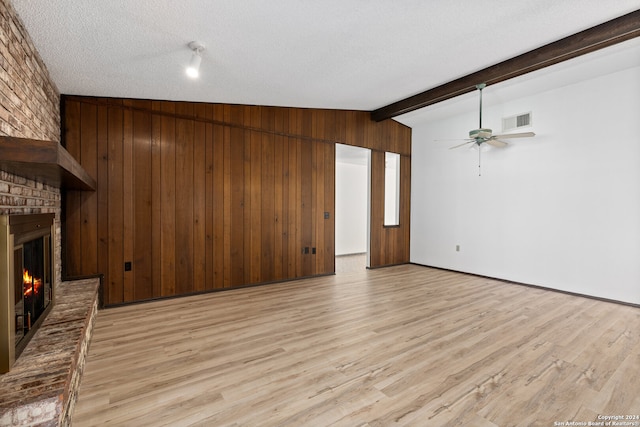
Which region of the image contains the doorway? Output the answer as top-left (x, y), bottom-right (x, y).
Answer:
top-left (335, 144), bottom-right (370, 273)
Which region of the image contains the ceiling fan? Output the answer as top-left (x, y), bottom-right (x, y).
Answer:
top-left (450, 83), bottom-right (535, 150)
top-left (448, 83), bottom-right (535, 175)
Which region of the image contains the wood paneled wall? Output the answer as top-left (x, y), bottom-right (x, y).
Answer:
top-left (369, 151), bottom-right (411, 267)
top-left (62, 96), bottom-right (411, 305)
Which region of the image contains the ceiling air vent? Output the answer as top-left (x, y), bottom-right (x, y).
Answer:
top-left (502, 112), bottom-right (532, 132)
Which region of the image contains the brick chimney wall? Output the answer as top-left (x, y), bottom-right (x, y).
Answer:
top-left (0, 0), bottom-right (62, 285)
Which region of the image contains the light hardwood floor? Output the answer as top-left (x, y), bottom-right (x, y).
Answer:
top-left (335, 253), bottom-right (366, 273)
top-left (72, 265), bottom-right (640, 426)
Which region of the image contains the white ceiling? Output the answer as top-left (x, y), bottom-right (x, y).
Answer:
top-left (11, 0), bottom-right (640, 117)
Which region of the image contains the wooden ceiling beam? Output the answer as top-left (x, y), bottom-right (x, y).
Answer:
top-left (371, 9), bottom-right (640, 122)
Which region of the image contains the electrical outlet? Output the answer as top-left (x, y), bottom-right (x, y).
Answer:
top-left (456, 245), bottom-right (460, 252)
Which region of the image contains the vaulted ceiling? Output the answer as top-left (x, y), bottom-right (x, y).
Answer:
top-left (12, 0), bottom-right (640, 121)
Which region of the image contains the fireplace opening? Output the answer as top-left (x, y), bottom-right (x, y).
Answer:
top-left (1, 213), bottom-right (55, 373)
top-left (14, 230), bottom-right (52, 356)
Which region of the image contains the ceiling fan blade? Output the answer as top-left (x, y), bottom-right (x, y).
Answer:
top-left (492, 132), bottom-right (535, 139)
top-left (449, 140), bottom-right (475, 150)
top-left (486, 138), bottom-right (508, 148)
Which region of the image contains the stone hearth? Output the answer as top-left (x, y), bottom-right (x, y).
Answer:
top-left (0, 277), bottom-right (99, 426)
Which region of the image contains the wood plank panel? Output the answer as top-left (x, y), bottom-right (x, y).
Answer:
top-left (212, 121), bottom-right (224, 289)
top-left (174, 103), bottom-right (194, 295)
top-left (122, 100), bottom-right (134, 302)
top-left (313, 141), bottom-right (323, 274)
top-left (274, 140), bottom-right (284, 281)
top-left (193, 104), bottom-right (208, 293)
top-left (290, 109), bottom-right (303, 278)
top-left (203, 106), bottom-right (215, 291)
top-left (107, 104), bottom-right (124, 304)
top-left (273, 108), bottom-right (285, 281)
top-left (261, 127), bottom-right (275, 282)
top-left (249, 125), bottom-right (262, 284)
top-left (335, 109), bottom-right (347, 146)
top-left (62, 100), bottom-right (82, 276)
top-left (132, 100), bottom-right (152, 301)
top-left (263, 107), bottom-right (276, 281)
top-left (79, 102), bottom-right (98, 274)
top-left (229, 111), bottom-right (245, 287)
top-left (160, 102), bottom-right (176, 297)
top-left (150, 101), bottom-right (162, 298)
top-left (96, 105), bottom-right (110, 298)
top-left (369, 150), bottom-right (384, 267)
top-left (363, 115), bottom-right (377, 152)
top-left (323, 142), bottom-right (335, 274)
top-left (280, 110), bottom-right (291, 280)
top-left (222, 121), bottom-right (232, 288)
top-left (286, 136), bottom-right (298, 279)
top-left (300, 113), bottom-right (313, 277)
top-left (241, 108), bottom-right (252, 286)
top-left (322, 109), bottom-right (336, 143)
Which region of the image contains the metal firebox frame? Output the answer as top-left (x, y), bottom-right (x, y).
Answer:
top-left (0, 213), bottom-right (55, 374)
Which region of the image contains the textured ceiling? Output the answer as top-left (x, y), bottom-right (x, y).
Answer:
top-left (11, 0), bottom-right (640, 114)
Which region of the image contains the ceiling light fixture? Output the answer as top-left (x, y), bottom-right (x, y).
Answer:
top-left (186, 41), bottom-right (205, 78)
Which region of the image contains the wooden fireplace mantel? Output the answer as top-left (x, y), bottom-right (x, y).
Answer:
top-left (0, 136), bottom-right (95, 191)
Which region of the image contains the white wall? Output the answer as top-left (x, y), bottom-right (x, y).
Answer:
top-left (335, 160), bottom-right (368, 255)
top-left (410, 65), bottom-right (640, 304)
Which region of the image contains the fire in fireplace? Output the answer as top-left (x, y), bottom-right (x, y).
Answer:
top-left (1, 213), bottom-right (54, 373)
top-left (15, 230), bottom-right (52, 352)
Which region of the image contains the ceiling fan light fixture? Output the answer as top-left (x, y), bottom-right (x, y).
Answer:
top-left (469, 128), bottom-right (492, 139)
top-left (186, 41), bottom-right (205, 78)
top-left (469, 142), bottom-right (492, 152)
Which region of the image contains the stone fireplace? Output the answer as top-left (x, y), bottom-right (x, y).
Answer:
top-left (0, 135), bottom-right (96, 378)
top-left (1, 213), bottom-right (55, 373)
top-left (0, 154), bottom-right (98, 424)
top-left (0, 1), bottom-right (99, 423)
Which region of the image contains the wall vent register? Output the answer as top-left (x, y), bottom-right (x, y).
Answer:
top-left (502, 112), bottom-right (532, 133)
